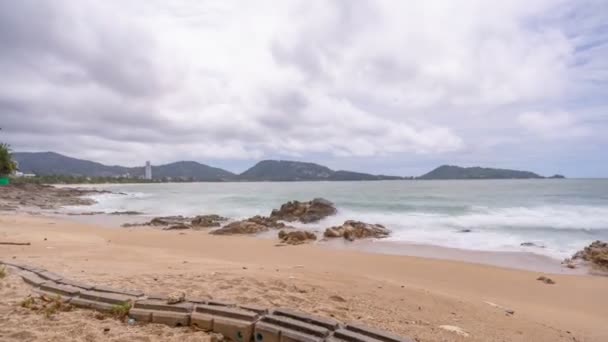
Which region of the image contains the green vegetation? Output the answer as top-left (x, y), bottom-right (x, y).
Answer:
top-left (0, 143), bottom-right (17, 176)
top-left (10, 175), bottom-right (158, 185)
top-left (110, 302), bottom-right (132, 320)
top-left (20, 296), bottom-right (36, 309)
top-left (418, 165), bottom-right (546, 180)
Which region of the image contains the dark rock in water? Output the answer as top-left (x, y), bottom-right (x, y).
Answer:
top-left (459, 229), bottom-right (472, 233)
top-left (150, 216), bottom-right (189, 226)
top-left (109, 211), bottom-right (143, 215)
top-left (122, 214), bottom-right (226, 230)
top-left (163, 223), bottom-right (191, 230)
top-left (191, 214), bottom-right (228, 228)
top-left (324, 220), bottom-right (390, 241)
top-left (211, 215), bottom-right (287, 235)
top-left (569, 240), bottom-right (608, 270)
top-left (121, 222), bottom-right (145, 228)
top-left (278, 230), bottom-right (317, 245)
top-left (270, 198), bottom-right (337, 223)
top-left (67, 211), bottom-right (104, 216)
top-left (521, 242), bottom-right (545, 248)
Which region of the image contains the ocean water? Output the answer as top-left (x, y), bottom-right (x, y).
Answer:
top-left (72, 179), bottom-right (608, 260)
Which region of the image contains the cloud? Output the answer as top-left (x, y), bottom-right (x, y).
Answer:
top-left (517, 111), bottom-right (590, 139)
top-left (0, 0), bottom-right (606, 175)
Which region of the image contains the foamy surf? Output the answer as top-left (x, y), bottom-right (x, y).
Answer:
top-left (61, 180), bottom-right (608, 260)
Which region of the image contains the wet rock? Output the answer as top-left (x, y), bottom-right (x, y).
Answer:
top-left (67, 211), bottom-right (104, 216)
top-left (162, 223), bottom-right (191, 230)
top-left (0, 183), bottom-right (110, 210)
top-left (536, 275), bottom-right (556, 284)
top-left (121, 222), bottom-right (145, 228)
top-left (211, 216), bottom-right (286, 235)
top-left (191, 214), bottom-right (228, 228)
top-left (123, 214), bottom-right (227, 230)
top-left (324, 220), bottom-right (390, 241)
top-left (521, 242), bottom-right (545, 248)
top-left (458, 229), bottom-right (472, 233)
top-left (278, 230), bottom-right (317, 245)
top-left (270, 198), bottom-right (337, 223)
top-left (569, 240), bottom-right (608, 270)
top-left (109, 211), bottom-right (143, 215)
top-left (150, 216), bottom-right (190, 226)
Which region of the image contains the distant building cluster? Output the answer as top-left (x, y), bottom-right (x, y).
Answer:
top-left (144, 161), bottom-right (152, 180)
top-left (13, 171), bottom-right (36, 178)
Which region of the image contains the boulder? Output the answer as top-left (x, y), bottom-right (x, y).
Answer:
top-left (569, 240), bottom-right (608, 270)
top-left (211, 216), bottom-right (286, 235)
top-left (162, 223), bottom-right (191, 230)
top-left (166, 291), bottom-right (186, 304)
top-left (278, 230), bottom-right (317, 245)
top-left (270, 198), bottom-right (337, 223)
top-left (149, 216), bottom-right (190, 226)
top-left (122, 214), bottom-right (226, 230)
top-left (324, 220), bottom-right (390, 241)
top-left (191, 214), bottom-right (227, 228)
top-left (109, 211), bottom-right (143, 215)
top-left (521, 242), bottom-right (545, 248)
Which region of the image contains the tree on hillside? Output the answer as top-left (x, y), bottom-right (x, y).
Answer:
top-left (0, 128), bottom-right (17, 176)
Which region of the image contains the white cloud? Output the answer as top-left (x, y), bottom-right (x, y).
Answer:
top-left (0, 0), bottom-right (606, 174)
top-left (517, 111), bottom-right (590, 139)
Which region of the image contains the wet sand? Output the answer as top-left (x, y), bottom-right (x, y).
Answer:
top-left (1, 213), bottom-right (607, 341)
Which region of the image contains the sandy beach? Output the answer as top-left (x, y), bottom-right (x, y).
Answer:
top-left (1, 213), bottom-right (607, 342)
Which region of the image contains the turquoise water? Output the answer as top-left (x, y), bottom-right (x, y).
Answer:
top-left (74, 179), bottom-right (608, 259)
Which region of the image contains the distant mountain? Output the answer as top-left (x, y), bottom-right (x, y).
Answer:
top-left (418, 165), bottom-right (545, 180)
top-left (238, 160), bottom-right (333, 181)
top-left (13, 152), bottom-right (236, 181)
top-left (329, 170), bottom-right (405, 181)
top-left (12, 152), bottom-right (127, 177)
top-left (238, 160), bottom-right (405, 181)
top-left (13, 152), bottom-right (561, 183)
top-left (152, 161), bottom-right (235, 181)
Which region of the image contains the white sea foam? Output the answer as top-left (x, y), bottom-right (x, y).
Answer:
top-left (64, 181), bottom-right (608, 260)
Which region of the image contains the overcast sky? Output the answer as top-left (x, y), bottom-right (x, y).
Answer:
top-left (1, 0), bottom-right (607, 177)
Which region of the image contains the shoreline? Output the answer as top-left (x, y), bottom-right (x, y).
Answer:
top-left (46, 211), bottom-right (585, 275)
top-left (1, 213), bottom-right (607, 341)
top-left (0, 182), bottom-right (597, 275)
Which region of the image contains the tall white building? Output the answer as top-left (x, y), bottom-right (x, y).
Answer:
top-left (144, 161), bottom-right (152, 180)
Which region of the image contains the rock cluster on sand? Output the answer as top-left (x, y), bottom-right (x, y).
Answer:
top-left (270, 198), bottom-right (337, 223)
top-left (0, 183), bottom-right (111, 210)
top-left (210, 216), bottom-right (288, 235)
top-left (324, 220), bottom-right (390, 241)
top-left (567, 240), bottom-right (608, 270)
top-left (191, 214), bottom-right (227, 228)
top-left (278, 230), bottom-right (317, 245)
top-left (122, 215), bottom-right (228, 230)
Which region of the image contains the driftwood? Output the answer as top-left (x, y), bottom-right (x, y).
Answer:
top-left (0, 242), bottom-right (31, 246)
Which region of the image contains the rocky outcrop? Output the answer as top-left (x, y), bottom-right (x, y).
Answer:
top-left (210, 216), bottom-right (287, 235)
top-left (324, 220), bottom-right (390, 241)
top-left (109, 211), bottom-right (143, 215)
top-left (122, 214), bottom-right (227, 230)
top-left (191, 214), bottom-right (227, 228)
top-left (278, 230), bottom-right (317, 245)
top-left (567, 240), bottom-right (608, 270)
top-left (0, 183), bottom-right (111, 210)
top-left (270, 198), bottom-right (337, 223)
top-left (149, 216), bottom-right (190, 226)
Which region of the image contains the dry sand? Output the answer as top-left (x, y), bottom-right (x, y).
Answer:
top-left (1, 213), bottom-right (607, 342)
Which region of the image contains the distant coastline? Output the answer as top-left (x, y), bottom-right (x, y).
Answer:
top-left (11, 151), bottom-right (565, 184)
